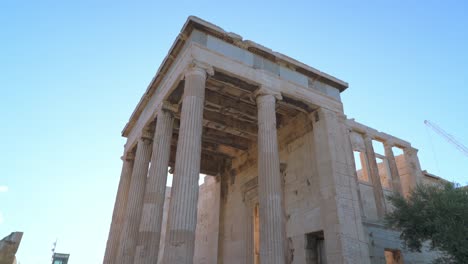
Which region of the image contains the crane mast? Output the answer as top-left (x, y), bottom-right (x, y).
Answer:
top-left (424, 120), bottom-right (468, 157)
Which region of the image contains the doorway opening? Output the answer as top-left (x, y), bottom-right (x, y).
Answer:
top-left (305, 231), bottom-right (326, 264)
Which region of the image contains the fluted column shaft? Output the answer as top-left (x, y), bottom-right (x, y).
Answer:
top-left (103, 153), bottom-right (134, 264)
top-left (363, 135), bottom-right (386, 218)
top-left (134, 109), bottom-right (174, 264)
top-left (256, 91), bottom-right (286, 264)
top-left (384, 143), bottom-right (403, 194)
top-left (162, 65), bottom-right (207, 264)
top-left (116, 137), bottom-right (152, 264)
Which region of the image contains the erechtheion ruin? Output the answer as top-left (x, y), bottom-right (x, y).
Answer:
top-left (103, 16), bottom-right (443, 264)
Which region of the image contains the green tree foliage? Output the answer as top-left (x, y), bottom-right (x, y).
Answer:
top-left (385, 182), bottom-right (468, 263)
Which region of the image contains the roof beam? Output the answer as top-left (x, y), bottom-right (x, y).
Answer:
top-left (203, 110), bottom-right (257, 139)
top-left (172, 123), bottom-right (251, 151)
top-left (205, 89), bottom-right (257, 122)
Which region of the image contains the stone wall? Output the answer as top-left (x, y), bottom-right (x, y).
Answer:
top-left (217, 131), bottom-right (323, 263)
top-left (194, 176), bottom-right (221, 264)
top-left (365, 224), bottom-right (440, 264)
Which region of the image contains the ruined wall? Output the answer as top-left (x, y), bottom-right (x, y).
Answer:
top-left (281, 132), bottom-right (322, 264)
top-left (357, 164), bottom-right (394, 222)
top-left (348, 127), bottom-right (441, 263)
top-left (218, 165), bottom-right (251, 262)
top-left (218, 133), bottom-right (322, 263)
top-left (364, 224), bottom-right (440, 264)
top-left (156, 188), bottom-right (170, 264)
top-left (395, 155), bottom-right (412, 198)
top-left (359, 182), bottom-right (379, 221)
top-left (156, 179), bottom-right (220, 264)
top-left (194, 176), bottom-right (221, 264)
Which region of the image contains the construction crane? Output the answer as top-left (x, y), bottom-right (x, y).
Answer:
top-left (424, 120), bottom-right (468, 157)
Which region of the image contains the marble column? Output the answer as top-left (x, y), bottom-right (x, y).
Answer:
top-left (363, 135), bottom-right (386, 218)
top-left (116, 135), bottom-right (153, 264)
top-left (103, 152), bottom-right (134, 264)
top-left (255, 88), bottom-right (286, 264)
top-left (162, 62), bottom-right (211, 264)
top-left (134, 106), bottom-right (175, 264)
top-left (384, 142), bottom-right (403, 195)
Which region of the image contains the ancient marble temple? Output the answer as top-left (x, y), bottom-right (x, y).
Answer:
top-left (103, 17), bottom-right (442, 264)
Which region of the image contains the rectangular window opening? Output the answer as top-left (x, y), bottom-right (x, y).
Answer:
top-left (372, 139), bottom-right (385, 155)
top-left (354, 150), bottom-right (370, 182)
top-left (392, 146), bottom-right (404, 156)
top-left (392, 146), bottom-right (405, 175)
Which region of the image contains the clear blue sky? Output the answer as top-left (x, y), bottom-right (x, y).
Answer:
top-left (1, 1), bottom-right (467, 263)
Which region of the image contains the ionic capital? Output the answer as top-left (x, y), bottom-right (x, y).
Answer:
top-left (140, 128), bottom-right (154, 143)
top-left (184, 60), bottom-right (214, 79)
top-left (121, 152), bottom-right (135, 161)
top-left (254, 86), bottom-right (282, 103)
top-left (159, 101), bottom-right (178, 115)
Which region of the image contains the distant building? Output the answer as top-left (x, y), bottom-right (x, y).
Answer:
top-left (51, 253), bottom-right (69, 264)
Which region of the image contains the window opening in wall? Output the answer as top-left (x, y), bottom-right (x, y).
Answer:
top-left (305, 231), bottom-right (327, 264)
top-left (372, 139), bottom-right (385, 155)
top-left (385, 249), bottom-right (403, 264)
top-left (393, 146), bottom-right (404, 156)
top-left (254, 203), bottom-right (260, 264)
top-left (376, 156), bottom-right (392, 190)
top-left (392, 146), bottom-right (406, 177)
top-left (373, 140), bottom-right (393, 190)
top-left (353, 150), bottom-right (370, 182)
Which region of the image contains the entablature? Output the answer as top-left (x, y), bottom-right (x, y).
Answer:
top-left (346, 118), bottom-right (413, 149)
